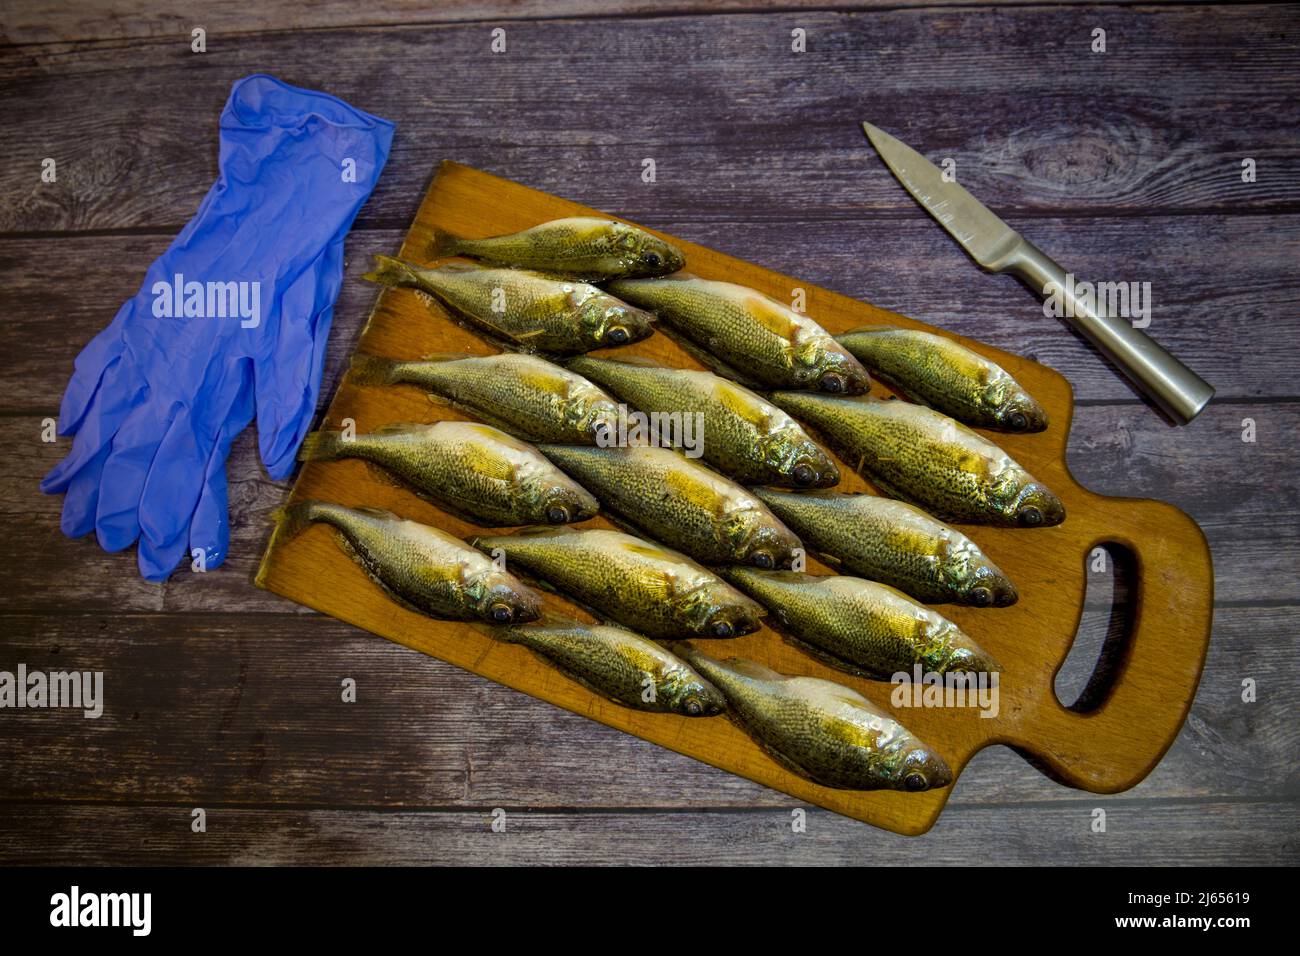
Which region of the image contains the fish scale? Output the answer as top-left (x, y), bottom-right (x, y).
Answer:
top-left (270, 501), bottom-right (541, 624)
top-left (430, 216), bottom-right (686, 280)
top-left (492, 621), bottom-right (726, 716)
top-left (364, 256), bottom-right (655, 354)
top-left (671, 647), bottom-right (953, 791)
top-left (770, 392), bottom-right (1065, 527)
top-left (538, 444), bottom-right (802, 568)
top-left (565, 357), bottom-right (839, 487)
top-left (719, 567), bottom-right (1000, 678)
top-left (605, 275), bottom-right (871, 394)
top-left (751, 489), bottom-right (1018, 606)
top-left (836, 327), bottom-right (1048, 431)
top-left (298, 421), bottom-right (598, 527)
top-left (470, 527), bottom-right (765, 639)
top-left (349, 352), bottom-right (622, 445)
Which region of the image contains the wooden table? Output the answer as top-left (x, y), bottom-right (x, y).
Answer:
top-left (1, 1), bottom-right (1295, 865)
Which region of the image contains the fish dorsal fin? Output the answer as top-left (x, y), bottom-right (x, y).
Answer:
top-left (720, 657), bottom-right (784, 682)
top-left (353, 505), bottom-right (399, 521)
top-left (419, 351), bottom-right (481, 362)
top-left (599, 354), bottom-right (665, 369)
top-left (461, 420), bottom-right (530, 448)
top-left (372, 421), bottom-right (432, 436)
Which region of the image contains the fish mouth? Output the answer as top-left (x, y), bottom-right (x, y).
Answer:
top-left (787, 454), bottom-right (840, 489)
top-left (1010, 482), bottom-right (1066, 528)
top-left (942, 646), bottom-right (1002, 676)
top-left (901, 748), bottom-right (954, 790)
top-left (1002, 399), bottom-right (1050, 433)
top-left (965, 575), bottom-right (1019, 608)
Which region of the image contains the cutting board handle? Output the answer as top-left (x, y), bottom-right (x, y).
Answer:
top-left (1010, 496), bottom-right (1214, 793)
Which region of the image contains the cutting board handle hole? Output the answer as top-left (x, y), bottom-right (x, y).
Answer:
top-left (1053, 543), bottom-right (1137, 714)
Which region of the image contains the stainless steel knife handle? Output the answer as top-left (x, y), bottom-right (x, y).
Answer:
top-left (1000, 238), bottom-right (1215, 424)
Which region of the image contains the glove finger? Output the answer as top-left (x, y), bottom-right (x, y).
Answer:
top-left (139, 359), bottom-right (254, 568)
top-left (41, 357), bottom-right (147, 494)
top-left (94, 401), bottom-right (177, 552)
top-left (58, 444), bottom-right (110, 538)
top-left (188, 367), bottom-right (257, 574)
top-left (57, 301), bottom-right (133, 434)
top-left (255, 239), bottom-right (344, 480)
top-left (137, 527), bottom-right (191, 583)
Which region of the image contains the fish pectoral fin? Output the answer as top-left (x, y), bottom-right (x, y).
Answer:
top-left (721, 657), bottom-right (785, 682)
top-left (458, 443), bottom-right (521, 484)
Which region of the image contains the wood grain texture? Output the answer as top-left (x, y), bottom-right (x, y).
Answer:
top-left (5, 212), bottom-right (1295, 408)
top-left (1, 1), bottom-right (1295, 863)
top-left (2, 7), bottom-right (1298, 234)
top-left (10, 397), bottom-right (1293, 613)
top-left (253, 162), bottom-right (1214, 835)
top-left (0, 802), bottom-right (1293, 866)
top-left (0, 1), bottom-right (1168, 47)
top-left (0, 604), bottom-right (1290, 808)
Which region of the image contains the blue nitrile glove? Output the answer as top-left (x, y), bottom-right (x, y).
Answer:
top-left (41, 74), bottom-right (395, 581)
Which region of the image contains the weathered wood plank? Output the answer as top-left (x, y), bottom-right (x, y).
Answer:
top-left (0, 1), bottom-right (1164, 48)
top-left (2, 7), bottom-right (1297, 233)
top-left (2, 394), bottom-right (1290, 611)
top-left (2, 213), bottom-right (1291, 410)
top-left (0, 605), bottom-right (1291, 808)
top-left (0, 801), bottom-right (1292, 865)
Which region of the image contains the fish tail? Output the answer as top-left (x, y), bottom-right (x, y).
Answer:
top-left (348, 352), bottom-right (400, 386)
top-left (427, 225), bottom-right (465, 260)
top-left (297, 430), bottom-right (347, 463)
top-left (268, 499), bottom-right (323, 545)
top-left (362, 254), bottom-right (425, 290)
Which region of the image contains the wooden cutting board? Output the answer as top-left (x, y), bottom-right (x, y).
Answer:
top-left (255, 161), bottom-right (1214, 835)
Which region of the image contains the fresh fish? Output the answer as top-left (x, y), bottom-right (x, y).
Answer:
top-left (718, 568), bottom-right (1000, 679)
top-left (488, 619), bottom-right (726, 716)
top-left (298, 421), bottom-right (598, 527)
top-left (364, 256), bottom-right (655, 354)
top-left (538, 445), bottom-right (802, 569)
top-left (837, 327), bottom-right (1048, 432)
top-left (427, 216), bottom-right (685, 280)
top-left (268, 500), bottom-right (541, 624)
top-left (565, 356), bottom-right (839, 487)
top-left (751, 489), bottom-right (1017, 607)
top-left (605, 274), bottom-right (871, 395)
top-left (470, 527), bottom-right (765, 639)
top-left (671, 644), bottom-right (953, 791)
top-left (770, 393), bottom-right (1065, 527)
top-left (348, 352), bottom-right (621, 445)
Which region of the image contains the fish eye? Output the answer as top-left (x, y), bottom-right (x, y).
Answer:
top-left (819, 372), bottom-right (846, 394)
top-left (903, 772), bottom-right (928, 792)
top-left (604, 326), bottom-right (630, 345)
top-left (684, 697), bottom-right (703, 716)
top-left (792, 464), bottom-right (816, 486)
top-left (1019, 506), bottom-right (1043, 527)
top-left (1009, 411), bottom-right (1029, 430)
top-left (751, 550), bottom-right (774, 569)
top-left (545, 504), bottom-right (570, 524)
top-left (969, 586), bottom-right (993, 607)
top-left (645, 252), bottom-right (662, 269)
top-left (489, 603), bottom-right (514, 624)
top-left (711, 620), bottom-right (734, 638)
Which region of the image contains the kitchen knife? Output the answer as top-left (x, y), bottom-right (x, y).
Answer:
top-left (861, 122), bottom-right (1214, 424)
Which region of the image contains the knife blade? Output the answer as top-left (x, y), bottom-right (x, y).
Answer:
top-left (861, 122), bottom-right (1214, 424)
